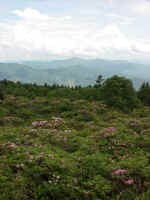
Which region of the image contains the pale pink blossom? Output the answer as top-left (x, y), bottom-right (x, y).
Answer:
top-left (114, 169), bottom-right (126, 175)
top-left (104, 127), bottom-right (116, 133)
top-left (10, 143), bottom-right (15, 148)
top-left (20, 163), bottom-right (24, 168)
top-left (17, 163), bottom-right (24, 169)
top-left (104, 133), bottom-right (109, 138)
top-left (60, 160), bottom-right (64, 164)
top-left (39, 121), bottom-right (47, 126)
top-left (32, 122), bottom-right (38, 127)
top-left (29, 155), bottom-right (33, 160)
top-left (124, 179), bottom-right (133, 185)
top-left (48, 154), bottom-right (54, 159)
top-left (64, 137), bottom-right (68, 143)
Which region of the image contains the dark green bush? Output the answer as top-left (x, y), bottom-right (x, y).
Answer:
top-left (100, 75), bottom-right (139, 112)
top-left (138, 82), bottom-right (150, 106)
top-left (0, 88), bottom-right (4, 100)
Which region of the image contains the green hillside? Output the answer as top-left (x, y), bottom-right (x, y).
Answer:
top-left (0, 78), bottom-right (150, 199)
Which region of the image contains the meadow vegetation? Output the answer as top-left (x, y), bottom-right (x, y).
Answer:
top-left (0, 76), bottom-right (150, 200)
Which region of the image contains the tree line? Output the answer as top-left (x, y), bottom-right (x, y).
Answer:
top-left (0, 75), bottom-right (150, 112)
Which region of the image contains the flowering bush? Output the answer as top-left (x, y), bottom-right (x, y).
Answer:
top-left (0, 84), bottom-right (150, 200)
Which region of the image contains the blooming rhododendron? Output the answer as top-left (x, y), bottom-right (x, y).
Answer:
top-left (10, 143), bottom-right (15, 148)
top-left (124, 179), bottom-right (133, 185)
top-left (32, 122), bottom-right (38, 126)
top-left (64, 137), bottom-right (67, 143)
top-left (32, 121), bottom-right (48, 127)
top-left (17, 163), bottom-right (24, 169)
top-left (104, 133), bottom-right (109, 138)
top-left (114, 169), bottom-right (126, 175)
top-left (104, 127), bottom-right (116, 133)
top-left (20, 163), bottom-right (24, 168)
top-left (60, 160), bottom-right (64, 164)
top-left (48, 154), bottom-right (54, 159)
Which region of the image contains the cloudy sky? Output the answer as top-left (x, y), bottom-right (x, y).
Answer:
top-left (0, 0), bottom-right (150, 62)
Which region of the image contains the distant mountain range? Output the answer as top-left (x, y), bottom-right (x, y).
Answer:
top-left (0, 58), bottom-right (150, 89)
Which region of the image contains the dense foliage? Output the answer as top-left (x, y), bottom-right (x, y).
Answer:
top-left (100, 76), bottom-right (139, 112)
top-left (138, 82), bottom-right (150, 106)
top-left (0, 76), bottom-right (150, 199)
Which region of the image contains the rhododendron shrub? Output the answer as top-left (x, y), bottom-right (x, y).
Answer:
top-left (0, 80), bottom-right (150, 200)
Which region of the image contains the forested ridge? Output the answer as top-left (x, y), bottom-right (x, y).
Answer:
top-left (1, 58), bottom-right (150, 88)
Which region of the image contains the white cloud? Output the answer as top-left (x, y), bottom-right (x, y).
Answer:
top-left (12, 8), bottom-right (49, 20)
top-left (105, 13), bottom-right (134, 25)
top-left (132, 39), bottom-right (150, 54)
top-left (132, 1), bottom-right (150, 16)
top-left (101, 0), bottom-right (150, 17)
top-left (0, 8), bottom-right (150, 61)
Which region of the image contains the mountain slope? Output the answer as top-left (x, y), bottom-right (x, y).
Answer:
top-left (0, 58), bottom-right (150, 88)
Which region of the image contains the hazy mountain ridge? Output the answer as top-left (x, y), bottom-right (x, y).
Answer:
top-left (0, 58), bottom-right (150, 88)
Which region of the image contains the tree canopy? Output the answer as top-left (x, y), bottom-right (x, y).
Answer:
top-left (100, 75), bottom-right (139, 111)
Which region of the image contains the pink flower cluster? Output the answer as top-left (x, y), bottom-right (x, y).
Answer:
top-left (27, 152), bottom-right (34, 163)
top-left (124, 179), bottom-right (133, 185)
top-left (114, 169), bottom-right (126, 175)
top-left (48, 154), bottom-right (54, 160)
top-left (64, 129), bottom-right (71, 134)
top-left (30, 129), bottom-right (37, 134)
top-left (51, 116), bottom-right (64, 123)
top-left (3, 116), bottom-right (10, 121)
top-left (130, 119), bottom-right (140, 127)
top-left (32, 120), bottom-right (48, 127)
top-left (60, 159), bottom-right (65, 164)
top-left (103, 127), bottom-right (116, 138)
top-left (104, 127), bottom-right (116, 133)
top-left (50, 116), bottom-right (65, 128)
top-left (113, 169), bottom-right (134, 185)
top-left (9, 143), bottom-right (16, 148)
top-left (92, 135), bottom-right (100, 141)
top-left (104, 133), bottom-right (110, 138)
top-left (17, 163), bottom-right (24, 169)
top-left (63, 137), bottom-right (68, 143)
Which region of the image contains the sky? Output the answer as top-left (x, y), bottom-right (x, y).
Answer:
top-left (0, 0), bottom-right (150, 62)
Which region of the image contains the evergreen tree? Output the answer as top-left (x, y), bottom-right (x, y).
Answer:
top-left (95, 75), bottom-right (104, 87)
top-left (0, 87), bottom-right (4, 100)
top-left (101, 75), bottom-right (138, 111)
top-left (138, 81), bottom-right (150, 105)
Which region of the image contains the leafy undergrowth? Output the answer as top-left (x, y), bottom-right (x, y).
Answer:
top-left (0, 96), bottom-right (150, 200)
